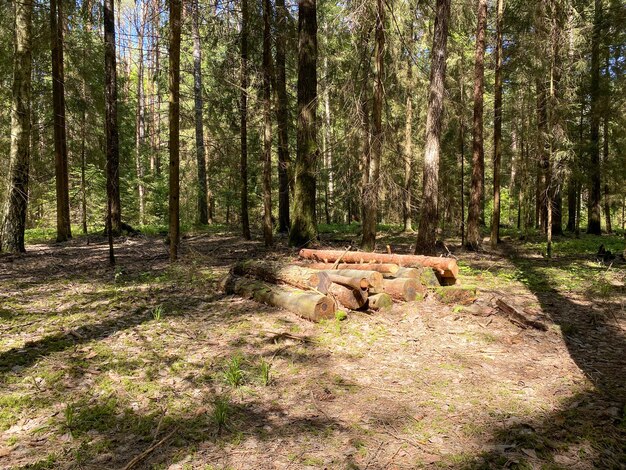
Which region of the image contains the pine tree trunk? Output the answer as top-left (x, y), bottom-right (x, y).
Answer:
top-left (403, 22), bottom-right (414, 233)
top-left (465, 0), bottom-right (486, 250)
top-left (536, 79), bottom-right (549, 233)
top-left (275, 0), bottom-right (290, 233)
top-left (51, 0), bottom-right (72, 242)
top-left (602, 54), bottom-right (611, 234)
top-left (1, 0), bottom-right (32, 253)
top-left (104, 0), bottom-right (122, 237)
top-left (587, 0), bottom-right (602, 234)
top-left (240, 0), bottom-right (251, 240)
top-left (134, 2), bottom-right (146, 225)
top-left (168, 0), bottom-right (181, 261)
top-left (262, 0), bottom-right (273, 246)
top-left (191, 0), bottom-right (208, 226)
top-left (491, 0), bottom-right (503, 247)
top-left (361, 0), bottom-right (384, 252)
top-left (323, 53), bottom-right (334, 225)
top-left (415, 0), bottom-right (450, 255)
top-left (289, 0), bottom-right (318, 247)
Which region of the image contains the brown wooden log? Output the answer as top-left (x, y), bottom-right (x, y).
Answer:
top-left (373, 278), bottom-right (426, 302)
top-left (299, 248), bottom-right (458, 280)
top-left (495, 299), bottom-right (548, 330)
top-left (327, 282), bottom-right (367, 310)
top-left (430, 286), bottom-right (477, 305)
top-left (325, 273), bottom-right (368, 291)
top-left (368, 293), bottom-right (393, 310)
top-left (222, 275), bottom-right (336, 322)
top-left (312, 268), bottom-right (383, 290)
top-left (233, 260), bottom-right (321, 290)
top-left (308, 271), bottom-right (332, 292)
top-left (297, 262), bottom-right (399, 274)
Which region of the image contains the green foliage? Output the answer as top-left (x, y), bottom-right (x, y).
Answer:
top-left (211, 395), bottom-right (231, 432)
top-left (223, 354), bottom-right (245, 387)
top-left (258, 360), bottom-right (271, 386)
top-left (152, 304), bottom-right (164, 321)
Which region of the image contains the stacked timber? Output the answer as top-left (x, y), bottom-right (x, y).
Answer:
top-left (221, 248), bottom-right (474, 322)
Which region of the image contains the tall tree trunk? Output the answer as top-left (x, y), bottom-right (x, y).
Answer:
top-left (262, 0), bottom-right (273, 246)
top-left (491, 0), bottom-right (503, 247)
top-left (415, 0), bottom-right (451, 254)
top-left (587, 0), bottom-right (602, 234)
top-left (275, 0), bottom-right (290, 233)
top-left (465, 0), bottom-right (487, 250)
top-left (168, 0), bottom-right (181, 261)
top-left (80, 74), bottom-right (88, 234)
top-left (403, 23), bottom-right (414, 233)
top-left (104, 0), bottom-right (121, 257)
top-left (289, 0), bottom-right (318, 247)
top-left (323, 54), bottom-right (334, 225)
top-left (191, 0), bottom-right (208, 225)
top-left (361, 0), bottom-right (384, 251)
top-left (1, 0), bottom-right (32, 253)
top-left (153, 0), bottom-right (162, 176)
top-left (536, 79), bottom-right (549, 233)
top-left (51, 0), bottom-right (72, 242)
top-left (134, 2), bottom-right (146, 225)
top-left (240, 0), bottom-right (251, 240)
top-left (602, 56), bottom-right (611, 234)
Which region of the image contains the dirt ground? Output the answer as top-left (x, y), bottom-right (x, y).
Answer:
top-left (0, 230), bottom-right (624, 469)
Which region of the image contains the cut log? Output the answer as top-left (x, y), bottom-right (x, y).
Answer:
top-left (299, 249), bottom-right (458, 280)
top-left (430, 286), bottom-right (477, 305)
top-left (325, 273), bottom-right (368, 291)
top-left (327, 282), bottom-right (367, 310)
top-left (368, 293), bottom-right (393, 310)
top-left (390, 266), bottom-right (440, 287)
top-left (297, 262), bottom-right (400, 274)
top-left (373, 278), bottom-right (426, 302)
top-left (222, 275), bottom-right (336, 322)
top-left (233, 260), bottom-right (322, 290)
top-left (495, 299), bottom-right (548, 331)
top-left (308, 271), bottom-right (332, 292)
top-left (311, 269), bottom-right (383, 290)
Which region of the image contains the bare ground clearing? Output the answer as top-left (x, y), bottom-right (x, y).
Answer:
top-left (0, 231), bottom-right (624, 469)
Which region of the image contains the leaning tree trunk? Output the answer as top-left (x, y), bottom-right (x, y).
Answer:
top-left (1, 0), bottom-right (32, 253)
top-left (490, 0), bottom-right (503, 247)
top-left (191, 0), bottom-right (208, 225)
top-left (51, 0), bottom-right (71, 242)
top-left (587, 0), bottom-right (602, 234)
top-left (289, 0), bottom-right (318, 247)
top-left (415, 0), bottom-right (451, 254)
top-left (361, 0), bottom-right (385, 252)
top-left (168, 0), bottom-right (181, 261)
top-left (262, 0), bottom-right (273, 246)
top-left (275, 0), bottom-right (290, 233)
top-left (465, 0), bottom-right (487, 250)
top-left (240, 0), bottom-right (251, 240)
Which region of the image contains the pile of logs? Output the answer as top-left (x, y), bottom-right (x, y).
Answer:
top-left (221, 248), bottom-right (474, 322)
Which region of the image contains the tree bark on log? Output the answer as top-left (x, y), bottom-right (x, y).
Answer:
top-left (297, 262), bottom-right (399, 274)
top-left (373, 278), bottom-right (425, 302)
top-left (223, 276), bottom-right (336, 322)
top-left (368, 293), bottom-right (393, 310)
top-left (313, 268), bottom-right (383, 290)
top-left (389, 267), bottom-right (440, 286)
top-left (325, 273), bottom-right (369, 291)
top-left (299, 249), bottom-right (458, 280)
top-left (233, 260), bottom-right (322, 290)
top-left (327, 283), bottom-right (367, 310)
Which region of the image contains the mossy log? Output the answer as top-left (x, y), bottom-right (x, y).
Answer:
top-left (368, 293), bottom-right (393, 310)
top-left (223, 275), bottom-right (336, 322)
top-left (299, 262), bottom-right (399, 274)
top-left (299, 248), bottom-right (458, 281)
top-left (327, 282), bottom-right (367, 310)
top-left (430, 286), bottom-right (478, 305)
top-left (373, 278), bottom-right (426, 302)
top-left (389, 266), bottom-right (440, 287)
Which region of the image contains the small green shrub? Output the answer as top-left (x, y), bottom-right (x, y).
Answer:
top-left (211, 395), bottom-right (231, 432)
top-left (152, 304), bottom-right (164, 321)
top-left (259, 360), bottom-right (271, 386)
top-left (223, 355), bottom-right (245, 387)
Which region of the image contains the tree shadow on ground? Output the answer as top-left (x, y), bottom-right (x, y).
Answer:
top-left (461, 243), bottom-right (625, 468)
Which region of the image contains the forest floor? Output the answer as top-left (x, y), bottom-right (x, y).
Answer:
top-left (0, 225), bottom-right (625, 469)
